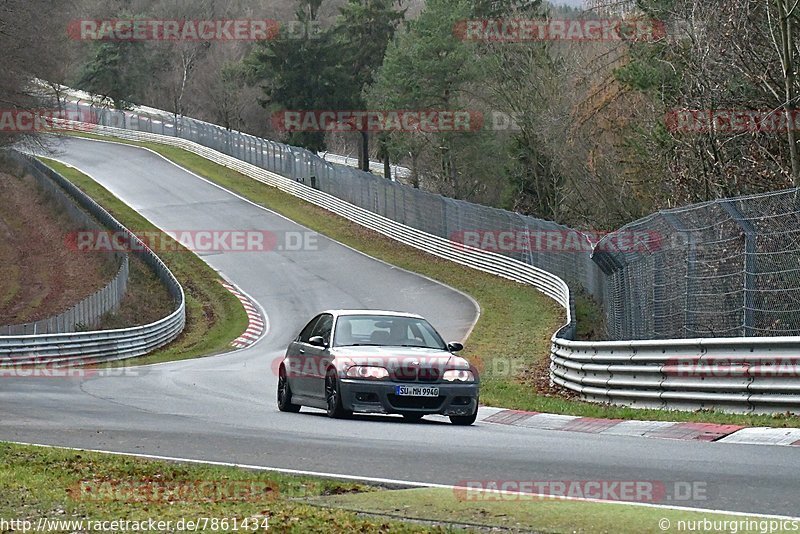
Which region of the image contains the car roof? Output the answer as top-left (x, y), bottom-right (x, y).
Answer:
top-left (323, 309), bottom-right (425, 320)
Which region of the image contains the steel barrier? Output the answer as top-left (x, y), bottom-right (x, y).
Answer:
top-left (1, 150), bottom-right (130, 335)
top-left (0, 151), bottom-right (186, 367)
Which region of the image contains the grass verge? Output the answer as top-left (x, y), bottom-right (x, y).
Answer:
top-left (56, 132), bottom-right (800, 428)
top-left (312, 486), bottom-right (792, 534)
top-left (2, 442), bottom-right (787, 534)
top-left (97, 254), bottom-right (175, 330)
top-left (39, 158), bottom-right (248, 366)
top-left (0, 443), bottom-right (443, 533)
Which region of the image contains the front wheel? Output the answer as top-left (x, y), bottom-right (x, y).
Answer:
top-left (277, 366), bottom-right (301, 413)
top-left (449, 403), bottom-right (478, 426)
top-left (325, 369), bottom-right (351, 419)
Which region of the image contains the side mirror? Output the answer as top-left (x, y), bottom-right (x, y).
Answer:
top-left (447, 342), bottom-right (464, 352)
top-left (308, 335), bottom-right (328, 348)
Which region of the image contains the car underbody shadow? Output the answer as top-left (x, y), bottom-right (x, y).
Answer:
top-left (291, 410), bottom-right (451, 425)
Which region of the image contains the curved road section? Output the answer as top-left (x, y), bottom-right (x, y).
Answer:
top-left (0, 137), bottom-right (797, 517)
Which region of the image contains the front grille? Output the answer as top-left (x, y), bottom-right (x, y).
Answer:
top-left (392, 367), bottom-right (441, 382)
top-left (387, 394), bottom-right (445, 410)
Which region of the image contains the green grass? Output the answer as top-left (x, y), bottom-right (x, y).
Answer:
top-left (575, 289), bottom-right (607, 340)
top-left (0, 443), bottom-right (449, 533)
top-left (39, 158), bottom-right (249, 366)
top-left (6, 443), bottom-right (791, 533)
top-left (312, 487), bottom-right (795, 533)
top-left (97, 254), bottom-right (175, 329)
top-left (57, 132), bottom-right (800, 428)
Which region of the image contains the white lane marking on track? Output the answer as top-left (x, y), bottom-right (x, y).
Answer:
top-left (717, 427), bottom-right (800, 446)
top-left (4, 441), bottom-right (799, 520)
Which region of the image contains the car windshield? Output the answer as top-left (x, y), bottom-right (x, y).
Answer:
top-left (333, 315), bottom-right (447, 349)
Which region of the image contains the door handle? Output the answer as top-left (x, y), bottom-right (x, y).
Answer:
top-left (299, 349), bottom-right (305, 354)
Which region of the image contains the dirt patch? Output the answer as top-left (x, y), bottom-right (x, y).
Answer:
top-left (519, 352), bottom-right (581, 401)
top-left (0, 171), bottom-right (118, 325)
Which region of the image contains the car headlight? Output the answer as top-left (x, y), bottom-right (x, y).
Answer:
top-left (442, 369), bottom-right (475, 382)
top-left (345, 366), bottom-right (389, 380)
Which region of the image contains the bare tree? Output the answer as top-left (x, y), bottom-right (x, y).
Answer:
top-left (771, 0), bottom-right (800, 185)
top-left (0, 0), bottom-right (79, 147)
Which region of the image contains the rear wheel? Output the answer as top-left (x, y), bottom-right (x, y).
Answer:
top-left (277, 366), bottom-right (301, 413)
top-left (325, 369), bottom-right (351, 419)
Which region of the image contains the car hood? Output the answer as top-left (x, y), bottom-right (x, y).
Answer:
top-left (330, 345), bottom-right (470, 370)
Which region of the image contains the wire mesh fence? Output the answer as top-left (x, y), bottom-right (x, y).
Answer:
top-left (593, 190), bottom-right (800, 339)
top-left (0, 151), bottom-right (129, 335)
top-left (62, 100), bottom-right (800, 341)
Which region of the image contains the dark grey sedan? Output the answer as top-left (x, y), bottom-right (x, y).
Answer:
top-left (276, 310), bottom-right (479, 425)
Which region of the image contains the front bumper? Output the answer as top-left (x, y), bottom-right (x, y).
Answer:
top-left (339, 379), bottom-right (479, 416)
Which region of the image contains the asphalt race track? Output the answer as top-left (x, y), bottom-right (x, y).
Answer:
top-left (1, 136), bottom-right (798, 517)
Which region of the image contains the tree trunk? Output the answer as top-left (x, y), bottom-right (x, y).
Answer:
top-left (377, 134), bottom-right (391, 180)
top-left (359, 131), bottom-right (370, 172)
top-left (777, 0), bottom-right (800, 186)
top-left (411, 152), bottom-right (419, 188)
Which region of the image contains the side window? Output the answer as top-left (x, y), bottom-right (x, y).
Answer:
top-left (310, 314), bottom-right (334, 344)
top-left (298, 315), bottom-right (322, 343)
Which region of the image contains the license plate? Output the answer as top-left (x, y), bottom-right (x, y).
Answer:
top-left (395, 385), bottom-right (439, 397)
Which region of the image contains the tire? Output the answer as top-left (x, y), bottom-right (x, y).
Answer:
top-left (449, 403), bottom-right (478, 426)
top-left (277, 366), bottom-right (301, 413)
top-left (402, 413), bottom-right (424, 422)
top-left (325, 369), bottom-right (351, 419)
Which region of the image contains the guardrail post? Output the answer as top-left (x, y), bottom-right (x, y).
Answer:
top-left (720, 201), bottom-right (756, 336)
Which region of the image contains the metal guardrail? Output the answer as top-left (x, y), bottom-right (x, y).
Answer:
top-left (59, 121), bottom-right (800, 414)
top-left (1, 151), bottom-right (130, 335)
top-left (0, 151), bottom-right (186, 367)
top-left (0, 256), bottom-right (129, 336)
top-left (551, 336), bottom-right (800, 414)
top-left (317, 151), bottom-right (410, 180)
